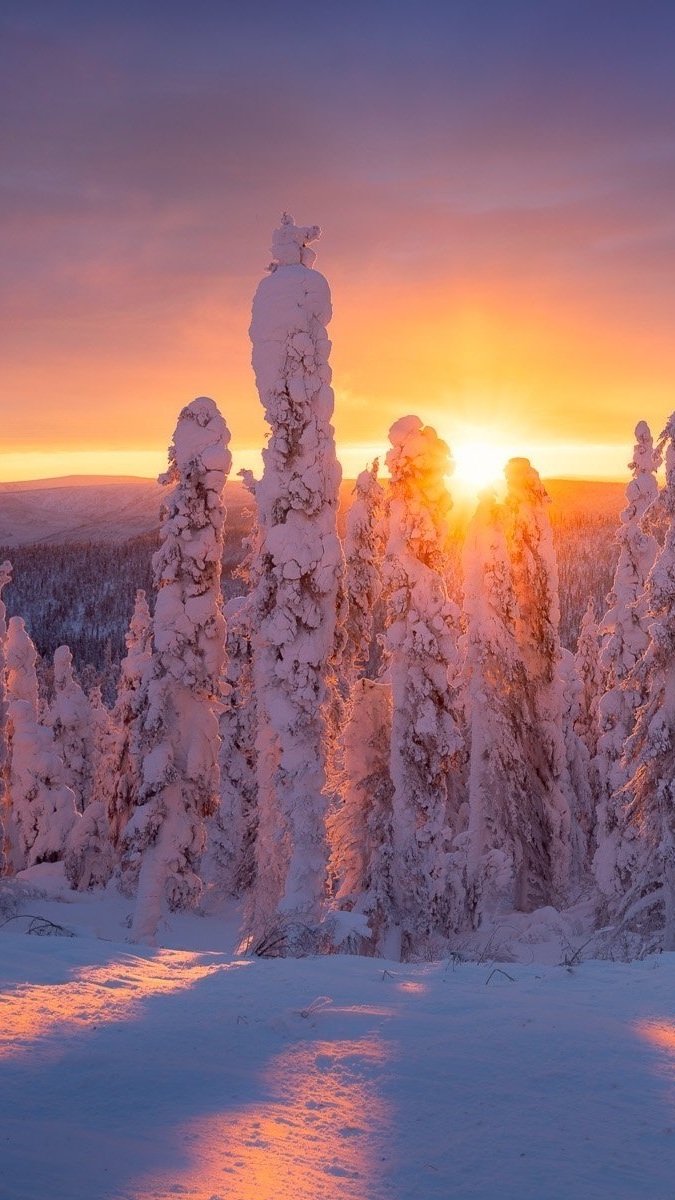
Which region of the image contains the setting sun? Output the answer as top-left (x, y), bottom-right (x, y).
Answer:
top-left (450, 434), bottom-right (521, 497)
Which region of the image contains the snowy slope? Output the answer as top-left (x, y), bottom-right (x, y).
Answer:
top-left (0, 478), bottom-right (164, 546)
top-left (2, 876), bottom-right (675, 1200)
top-left (0, 478), bottom-right (255, 548)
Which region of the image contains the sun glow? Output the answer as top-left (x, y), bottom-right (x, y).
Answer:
top-left (451, 437), bottom-right (517, 497)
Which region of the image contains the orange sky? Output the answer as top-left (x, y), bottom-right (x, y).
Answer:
top-left (3, 3), bottom-right (675, 485)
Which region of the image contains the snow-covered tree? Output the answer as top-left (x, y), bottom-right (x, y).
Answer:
top-left (574, 599), bottom-right (603, 765)
top-left (203, 594), bottom-right (257, 899)
top-left (4, 616), bottom-right (40, 870)
top-left (606, 413), bottom-right (675, 949)
top-left (462, 491), bottom-right (576, 922)
top-left (45, 645), bottom-right (93, 813)
top-left (0, 562), bottom-right (11, 872)
top-left (382, 415), bottom-right (465, 955)
top-left (594, 423), bottom-right (660, 897)
top-left (245, 215), bottom-right (345, 948)
top-left (342, 462), bottom-right (385, 684)
top-left (108, 590), bottom-right (152, 850)
top-left (560, 647), bottom-right (594, 870)
top-left (6, 616), bottom-right (39, 714)
top-left (65, 688), bottom-right (116, 890)
top-left (503, 457), bottom-right (574, 901)
top-left (328, 677), bottom-right (394, 953)
top-left (121, 396), bottom-right (231, 942)
top-left (8, 698), bottom-right (77, 868)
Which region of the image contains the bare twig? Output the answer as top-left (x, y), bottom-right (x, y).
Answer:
top-left (485, 967), bottom-right (515, 985)
top-left (0, 913), bottom-right (75, 937)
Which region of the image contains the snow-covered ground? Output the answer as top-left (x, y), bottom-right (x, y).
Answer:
top-left (2, 872), bottom-right (675, 1200)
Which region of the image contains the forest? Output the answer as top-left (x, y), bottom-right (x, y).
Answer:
top-left (1, 215), bottom-right (673, 963)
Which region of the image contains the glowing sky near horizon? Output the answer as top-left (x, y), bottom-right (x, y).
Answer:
top-left (2, 0), bottom-right (675, 483)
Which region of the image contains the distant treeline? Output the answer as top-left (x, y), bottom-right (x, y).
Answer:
top-left (1, 498), bottom-right (619, 691)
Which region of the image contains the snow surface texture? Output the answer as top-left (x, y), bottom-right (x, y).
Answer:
top-left (247, 214), bottom-right (344, 944)
top-left (2, 882), bottom-right (675, 1200)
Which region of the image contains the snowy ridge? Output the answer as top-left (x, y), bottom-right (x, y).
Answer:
top-left (0, 478), bottom-right (252, 547)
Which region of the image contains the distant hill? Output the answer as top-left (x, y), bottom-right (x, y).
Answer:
top-left (0, 475), bottom-right (156, 493)
top-left (0, 474), bottom-right (626, 549)
top-left (545, 478), bottom-right (625, 521)
top-left (0, 477), bottom-right (251, 548)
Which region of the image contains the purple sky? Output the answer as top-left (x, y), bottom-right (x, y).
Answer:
top-left (3, 0), bottom-right (675, 479)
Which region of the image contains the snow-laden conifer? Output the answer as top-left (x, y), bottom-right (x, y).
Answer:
top-left (122, 397), bottom-right (231, 942)
top-left (4, 616), bottom-right (41, 870)
top-left (108, 590), bottom-right (152, 850)
top-left (328, 677), bottom-right (394, 952)
top-left (0, 562), bottom-right (12, 872)
top-left (383, 416), bottom-right (464, 954)
top-left (65, 688), bottom-right (116, 890)
top-left (594, 423), bottom-right (660, 897)
top-left (606, 414), bottom-right (675, 949)
top-left (45, 645), bottom-right (93, 813)
top-left (342, 462), bottom-right (385, 684)
top-left (203, 594), bottom-right (257, 898)
top-left (560, 647), bottom-right (594, 871)
top-left (575, 600), bottom-right (603, 764)
top-left (6, 616), bottom-right (39, 714)
top-left (462, 490), bottom-right (564, 920)
top-left (8, 698), bottom-right (77, 868)
top-left (503, 457), bottom-right (574, 901)
top-left (245, 215), bottom-right (345, 947)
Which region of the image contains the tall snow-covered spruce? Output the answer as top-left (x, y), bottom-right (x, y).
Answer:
top-left (122, 397), bottom-right (231, 943)
top-left (109, 590), bottom-right (153, 852)
top-left (503, 457), bottom-right (575, 903)
top-left (383, 416), bottom-right (465, 956)
top-left (5, 617), bottom-right (77, 871)
top-left (328, 676), bottom-right (394, 952)
top-left (342, 461), bottom-right (385, 685)
top-left (246, 214), bottom-right (345, 949)
top-left (46, 645), bottom-right (93, 814)
top-left (607, 413), bottom-right (675, 950)
top-left (203, 594), bottom-right (258, 899)
top-left (462, 490), bottom-right (563, 921)
top-left (594, 422), bottom-right (660, 899)
top-left (0, 562), bottom-right (12, 871)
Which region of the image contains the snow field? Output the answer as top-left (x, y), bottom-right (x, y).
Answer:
top-left (2, 891), bottom-right (675, 1200)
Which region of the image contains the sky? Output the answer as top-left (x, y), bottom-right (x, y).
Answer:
top-left (3, 0), bottom-right (675, 484)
